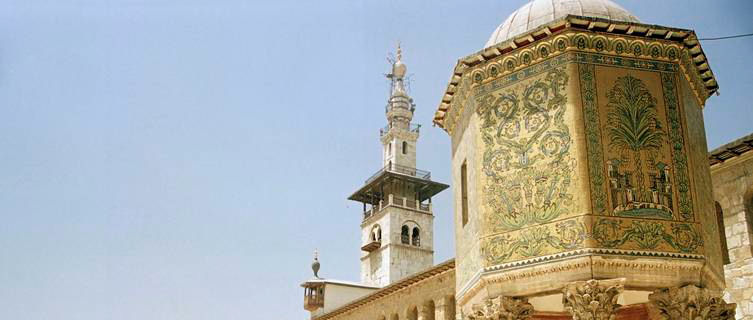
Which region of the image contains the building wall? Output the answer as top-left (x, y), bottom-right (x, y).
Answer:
top-left (712, 150), bottom-right (753, 319)
top-left (360, 205), bottom-right (434, 287)
top-left (315, 264), bottom-right (456, 320)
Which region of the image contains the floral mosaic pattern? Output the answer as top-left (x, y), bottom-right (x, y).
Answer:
top-left (592, 218), bottom-right (703, 253)
top-left (476, 67), bottom-right (574, 232)
top-left (482, 220), bottom-right (586, 265)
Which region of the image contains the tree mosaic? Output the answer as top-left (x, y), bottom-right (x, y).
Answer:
top-left (604, 75), bottom-right (673, 220)
top-left (476, 68), bottom-right (574, 232)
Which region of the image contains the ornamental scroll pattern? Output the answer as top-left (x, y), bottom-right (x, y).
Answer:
top-left (592, 218), bottom-right (703, 254)
top-left (483, 220), bottom-right (586, 265)
top-left (476, 67), bottom-right (574, 233)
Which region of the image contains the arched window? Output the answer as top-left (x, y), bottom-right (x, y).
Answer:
top-left (371, 225), bottom-right (382, 243)
top-left (402, 141), bottom-right (407, 154)
top-left (401, 225), bottom-right (410, 244)
top-left (412, 227), bottom-right (420, 246)
top-left (716, 201), bottom-right (730, 265)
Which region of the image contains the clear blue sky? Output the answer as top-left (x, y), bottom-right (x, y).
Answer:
top-left (0, 1), bottom-right (750, 319)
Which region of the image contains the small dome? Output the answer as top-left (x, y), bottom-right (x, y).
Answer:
top-left (393, 60), bottom-right (406, 79)
top-left (485, 0), bottom-right (640, 48)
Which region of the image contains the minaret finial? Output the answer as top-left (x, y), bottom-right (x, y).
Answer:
top-left (397, 42), bottom-right (402, 62)
top-left (311, 249), bottom-right (320, 278)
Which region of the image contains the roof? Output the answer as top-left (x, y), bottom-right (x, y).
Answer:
top-left (348, 168), bottom-right (449, 204)
top-left (433, 15), bottom-right (719, 130)
top-left (312, 259), bottom-right (456, 320)
top-left (486, 0), bottom-right (639, 48)
top-left (709, 132), bottom-right (753, 166)
top-left (301, 278), bottom-right (381, 290)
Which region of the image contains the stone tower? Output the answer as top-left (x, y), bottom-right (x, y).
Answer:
top-left (349, 45), bottom-right (448, 287)
top-left (434, 0), bottom-right (734, 318)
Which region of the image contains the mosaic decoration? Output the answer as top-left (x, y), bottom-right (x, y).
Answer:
top-left (579, 64), bottom-right (608, 214)
top-left (592, 218), bottom-right (703, 253)
top-left (603, 75), bottom-right (673, 220)
top-left (482, 220), bottom-right (587, 265)
top-left (661, 72), bottom-right (694, 221)
top-left (476, 67), bottom-right (574, 232)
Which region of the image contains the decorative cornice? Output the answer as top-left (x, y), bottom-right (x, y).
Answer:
top-left (434, 15), bottom-right (718, 132)
top-left (312, 259), bottom-right (455, 320)
top-left (456, 249), bottom-right (705, 306)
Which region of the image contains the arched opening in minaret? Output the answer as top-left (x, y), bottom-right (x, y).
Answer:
top-left (412, 227), bottom-right (420, 247)
top-left (401, 225), bottom-right (410, 244)
top-left (371, 225), bottom-right (382, 243)
top-left (402, 141), bottom-right (407, 154)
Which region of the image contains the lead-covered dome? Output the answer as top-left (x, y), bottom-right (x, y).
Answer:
top-left (485, 0), bottom-right (639, 48)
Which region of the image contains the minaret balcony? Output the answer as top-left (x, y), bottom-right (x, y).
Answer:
top-left (362, 194), bottom-right (432, 221)
top-left (380, 123), bottom-right (420, 137)
top-left (360, 240), bottom-right (381, 252)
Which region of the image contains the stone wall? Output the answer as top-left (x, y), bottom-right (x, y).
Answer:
top-left (315, 261), bottom-right (456, 320)
top-left (711, 142), bottom-right (753, 319)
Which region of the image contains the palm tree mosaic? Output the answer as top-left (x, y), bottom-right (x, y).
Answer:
top-left (604, 75), bottom-right (673, 219)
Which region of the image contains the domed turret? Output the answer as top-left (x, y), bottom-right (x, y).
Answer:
top-left (485, 0), bottom-right (639, 48)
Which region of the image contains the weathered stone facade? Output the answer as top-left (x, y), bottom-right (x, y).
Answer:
top-left (313, 260), bottom-right (456, 320)
top-left (710, 134), bottom-right (753, 319)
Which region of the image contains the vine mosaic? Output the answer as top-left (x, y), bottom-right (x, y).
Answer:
top-left (476, 67), bottom-right (574, 232)
top-left (661, 72), bottom-right (694, 221)
top-left (482, 219), bottom-right (587, 265)
top-left (592, 218), bottom-right (703, 253)
top-left (579, 64), bottom-right (608, 214)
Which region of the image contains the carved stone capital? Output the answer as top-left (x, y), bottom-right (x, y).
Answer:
top-left (466, 296), bottom-right (534, 320)
top-left (562, 278), bottom-right (625, 320)
top-left (649, 284), bottom-right (736, 320)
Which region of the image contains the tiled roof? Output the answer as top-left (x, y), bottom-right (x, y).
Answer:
top-left (312, 259), bottom-right (455, 320)
top-left (709, 132), bottom-right (753, 166)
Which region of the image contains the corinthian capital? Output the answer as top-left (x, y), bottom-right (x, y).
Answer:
top-left (562, 278), bottom-right (625, 320)
top-left (466, 296), bottom-right (533, 320)
top-left (649, 284), bottom-right (735, 320)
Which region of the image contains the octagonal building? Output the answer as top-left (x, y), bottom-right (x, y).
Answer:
top-left (433, 0), bottom-right (731, 318)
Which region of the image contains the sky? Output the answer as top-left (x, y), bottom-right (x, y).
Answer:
top-left (0, 1), bottom-right (751, 319)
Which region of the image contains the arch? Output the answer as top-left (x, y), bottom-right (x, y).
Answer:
top-left (407, 306), bottom-right (418, 320)
top-left (371, 225), bottom-right (382, 243)
top-left (423, 299), bottom-right (436, 320)
top-left (401, 225), bottom-right (410, 244)
top-left (715, 201), bottom-right (730, 265)
top-left (446, 296), bottom-right (456, 320)
top-left (412, 227), bottom-right (421, 247)
top-left (402, 141), bottom-right (408, 154)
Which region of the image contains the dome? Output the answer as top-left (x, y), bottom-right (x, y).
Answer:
top-left (485, 0), bottom-right (640, 48)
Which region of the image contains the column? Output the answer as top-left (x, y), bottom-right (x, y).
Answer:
top-left (562, 278), bottom-right (624, 320)
top-left (465, 296), bottom-right (533, 319)
top-left (649, 284), bottom-right (736, 319)
top-left (434, 297), bottom-right (447, 320)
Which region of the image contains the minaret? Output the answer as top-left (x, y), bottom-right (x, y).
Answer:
top-left (348, 44), bottom-right (448, 287)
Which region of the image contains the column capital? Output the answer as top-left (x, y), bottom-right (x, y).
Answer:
top-left (562, 278), bottom-right (625, 320)
top-left (466, 296), bottom-right (533, 320)
top-left (649, 284), bottom-right (736, 320)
